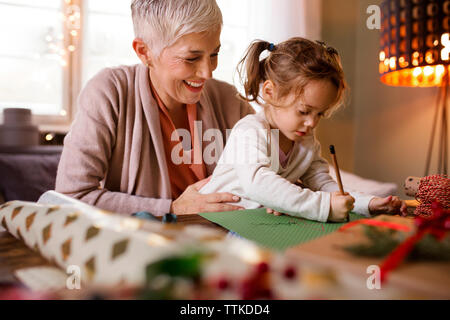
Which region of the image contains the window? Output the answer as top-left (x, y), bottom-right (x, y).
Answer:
top-left (0, 1), bottom-right (65, 119)
top-left (0, 0), bottom-right (319, 129)
top-left (0, 0), bottom-right (140, 130)
top-left (81, 0), bottom-right (139, 88)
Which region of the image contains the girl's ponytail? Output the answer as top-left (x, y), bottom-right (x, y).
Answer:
top-left (237, 40), bottom-right (273, 104)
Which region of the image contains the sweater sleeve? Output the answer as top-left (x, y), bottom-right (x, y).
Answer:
top-left (225, 121), bottom-right (331, 222)
top-left (300, 140), bottom-right (374, 217)
top-left (55, 69), bottom-right (171, 216)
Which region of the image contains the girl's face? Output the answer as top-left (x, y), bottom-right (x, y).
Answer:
top-left (263, 79), bottom-right (338, 142)
top-left (147, 29), bottom-right (221, 110)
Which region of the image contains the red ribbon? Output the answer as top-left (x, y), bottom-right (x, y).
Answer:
top-left (339, 201), bottom-right (450, 283)
top-left (339, 219), bottom-right (412, 232)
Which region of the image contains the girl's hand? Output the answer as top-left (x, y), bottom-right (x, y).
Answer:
top-left (171, 177), bottom-right (244, 215)
top-left (328, 191), bottom-right (355, 222)
top-left (369, 196), bottom-right (408, 216)
top-left (266, 208), bottom-right (283, 216)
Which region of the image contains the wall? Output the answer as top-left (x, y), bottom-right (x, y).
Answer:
top-left (319, 0), bottom-right (445, 194)
top-left (316, 0), bottom-right (359, 172)
top-left (215, 0), bottom-right (321, 106)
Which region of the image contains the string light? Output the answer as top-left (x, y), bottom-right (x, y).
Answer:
top-left (43, 2), bottom-right (80, 66)
top-left (62, 3), bottom-right (81, 53)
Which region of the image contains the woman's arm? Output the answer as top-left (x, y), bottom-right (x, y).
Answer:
top-left (55, 69), bottom-right (171, 216)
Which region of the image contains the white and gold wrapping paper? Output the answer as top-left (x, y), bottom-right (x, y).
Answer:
top-left (0, 200), bottom-right (250, 287)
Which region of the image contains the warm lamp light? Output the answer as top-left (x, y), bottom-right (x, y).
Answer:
top-left (380, 0), bottom-right (449, 175)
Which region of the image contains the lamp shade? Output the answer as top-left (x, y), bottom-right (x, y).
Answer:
top-left (379, 0), bottom-right (450, 87)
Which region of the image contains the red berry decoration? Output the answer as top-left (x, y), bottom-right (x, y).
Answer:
top-left (217, 278), bottom-right (229, 290)
top-left (240, 279), bottom-right (256, 300)
top-left (283, 266), bottom-right (297, 280)
top-left (256, 262), bottom-right (269, 274)
top-left (260, 288), bottom-right (273, 299)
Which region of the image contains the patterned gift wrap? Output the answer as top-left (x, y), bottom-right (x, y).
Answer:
top-left (0, 200), bottom-right (257, 287)
top-left (1, 200), bottom-right (307, 297)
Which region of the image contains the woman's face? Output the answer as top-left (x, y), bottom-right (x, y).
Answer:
top-left (149, 29), bottom-right (221, 110)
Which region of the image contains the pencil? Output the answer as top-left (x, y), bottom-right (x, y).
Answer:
top-left (329, 145), bottom-right (345, 195)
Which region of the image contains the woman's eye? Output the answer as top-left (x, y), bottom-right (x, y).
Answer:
top-left (299, 110), bottom-right (308, 115)
top-left (210, 53), bottom-right (219, 58)
top-left (318, 112), bottom-right (324, 117)
top-left (185, 57), bottom-right (199, 62)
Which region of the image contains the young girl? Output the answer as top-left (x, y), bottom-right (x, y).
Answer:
top-left (200, 38), bottom-right (407, 222)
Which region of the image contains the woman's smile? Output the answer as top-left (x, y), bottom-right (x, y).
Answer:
top-left (183, 80), bottom-right (205, 92)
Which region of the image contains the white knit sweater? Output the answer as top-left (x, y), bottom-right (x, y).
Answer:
top-left (199, 111), bottom-right (374, 222)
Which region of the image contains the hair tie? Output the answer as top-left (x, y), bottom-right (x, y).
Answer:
top-left (316, 40), bottom-right (338, 55)
top-left (268, 43), bottom-right (275, 52)
top-left (326, 46), bottom-right (338, 55)
top-left (316, 40), bottom-right (327, 48)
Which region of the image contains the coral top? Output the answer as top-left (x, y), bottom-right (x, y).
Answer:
top-left (150, 82), bottom-right (206, 199)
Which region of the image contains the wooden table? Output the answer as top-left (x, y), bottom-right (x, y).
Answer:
top-left (0, 214), bottom-right (224, 287)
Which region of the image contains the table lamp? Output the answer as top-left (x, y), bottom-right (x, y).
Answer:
top-left (379, 0), bottom-right (449, 176)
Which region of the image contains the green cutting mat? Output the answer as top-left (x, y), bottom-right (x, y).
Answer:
top-left (200, 209), bottom-right (363, 251)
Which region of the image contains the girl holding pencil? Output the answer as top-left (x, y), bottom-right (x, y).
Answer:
top-left (200, 38), bottom-right (407, 222)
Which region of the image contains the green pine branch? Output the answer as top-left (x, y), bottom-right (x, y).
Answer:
top-left (344, 226), bottom-right (450, 261)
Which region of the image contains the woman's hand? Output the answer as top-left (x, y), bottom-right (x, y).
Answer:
top-left (170, 177), bottom-right (244, 215)
top-left (369, 195), bottom-right (408, 216)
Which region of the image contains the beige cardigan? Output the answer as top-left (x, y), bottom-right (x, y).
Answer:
top-left (55, 64), bottom-right (254, 215)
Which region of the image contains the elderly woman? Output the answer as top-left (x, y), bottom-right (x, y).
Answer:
top-left (55, 0), bottom-right (254, 216)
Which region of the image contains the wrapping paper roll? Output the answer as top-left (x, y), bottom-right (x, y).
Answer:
top-left (0, 200), bottom-right (261, 288)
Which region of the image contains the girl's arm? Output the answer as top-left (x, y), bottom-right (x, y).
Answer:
top-left (226, 122), bottom-right (331, 222)
top-left (300, 140), bottom-right (374, 217)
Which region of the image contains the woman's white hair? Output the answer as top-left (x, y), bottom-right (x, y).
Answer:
top-left (131, 0), bottom-right (223, 57)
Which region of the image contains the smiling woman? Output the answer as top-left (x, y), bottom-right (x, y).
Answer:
top-left (133, 31), bottom-right (222, 112)
top-left (55, 0), bottom-right (254, 216)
